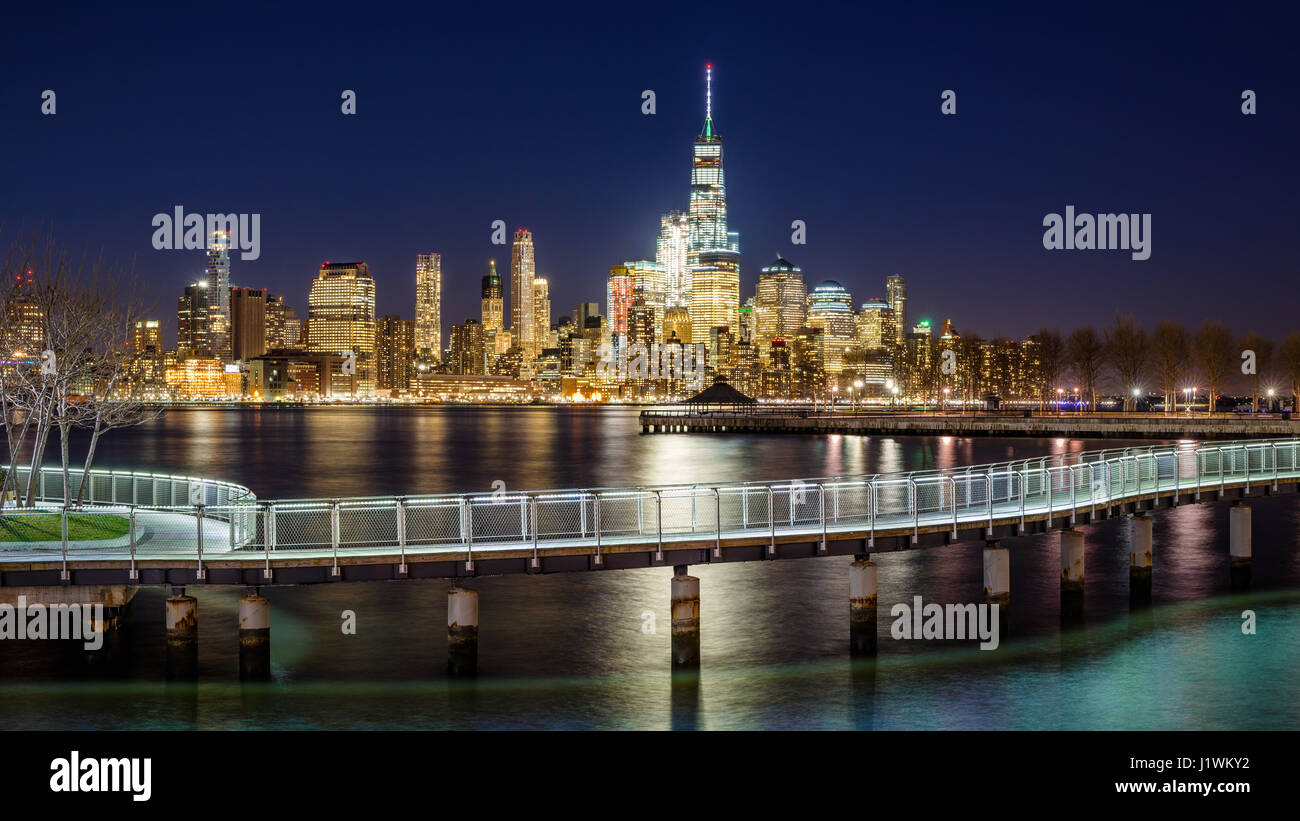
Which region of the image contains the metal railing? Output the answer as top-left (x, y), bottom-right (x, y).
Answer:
top-left (2, 438), bottom-right (1298, 562)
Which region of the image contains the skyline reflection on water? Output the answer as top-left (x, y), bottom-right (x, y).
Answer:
top-left (2, 407), bottom-right (1298, 730)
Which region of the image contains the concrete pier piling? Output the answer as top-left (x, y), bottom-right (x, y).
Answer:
top-left (238, 592), bottom-right (271, 681)
top-left (447, 586), bottom-right (479, 676)
top-left (670, 566), bottom-right (701, 669)
top-left (982, 542), bottom-right (1010, 605)
top-left (164, 591), bottom-right (198, 681)
top-left (1229, 501), bottom-right (1252, 589)
top-left (1130, 513), bottom-right (1153, 604)
top-left (849, 555), bottom-right (878, 656)
top-left (1060, 529), bottom-right (1085, 620)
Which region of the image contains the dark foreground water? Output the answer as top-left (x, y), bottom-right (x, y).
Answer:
top-left (3, 407), bottom-right (1299, 729)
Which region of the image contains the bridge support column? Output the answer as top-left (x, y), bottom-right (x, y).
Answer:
top-left (849, 555), bottom-right (877, 656)
top-left (165, 590), bottom-right (197, 681)
top-left (982, 542), bottom-right (1010, 606)
top-left (1060, 529), bottom-right (1084, 620)
top-left (1130, 513), bottom-right (1153, 605)
top-left (447, 586), bottom-right (478, 676)
top-left (671, 566), bottom-right (700, 669)
top-left (238, 592), bottom-right (270, 681)
top-left (1230, 501), bottom-right (1252, 588)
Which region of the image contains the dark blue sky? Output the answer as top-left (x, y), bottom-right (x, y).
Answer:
top-left (2, 1), bottom-right (1295, 348)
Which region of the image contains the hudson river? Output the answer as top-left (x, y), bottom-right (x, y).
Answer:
top-left (3, 407), bottom-right (1298, 729)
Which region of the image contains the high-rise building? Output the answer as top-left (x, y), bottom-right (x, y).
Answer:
top-left (206, 229), bottom-right (232, 362)
top-left (510, 229), bottom-right (536, 357)
top-left (449, 318), bottom-right (487, 375)
top-left (687, 65), bottom-right (729, 265)
top-left (791, 325), bottom-right (827, 399)
top-left (806, 280), bottom-right (856, 375)
top-left (230, 286), bottom-right (268, 361)
top-left (130, 319), bottom-right (165, 398)
top-left (607, 264), bottom-right (635, 353)
top-left (264, 294), bottom-right (301, 351)
top-left (625, 259), bottom-right (666, 339)
top-left (857, 298), bottom-right (897, 349)
top-left (481, 260), bottom-right (504, 333)
top-left (689, 249), bottom-right (739, 344)
top-left (177, 282), bottom-right (210, 355)
top-left (574, 302), bottom-right (600, 329)
top-left (657, 212), bottom-right (690, 309)
top-left (886, 274), bottom-right (907, 344)
top-left (415, 253), bottom-right (442, 359)
top-left (306, 262), bottom-right (377, 396)
top-left (533, 276), bottom-right (552, 352)
top-left (662, 306), bottom-right (691, 345)
top-left (4, 268), bottom-right (44, 355)
top-left (754, 257), bottom-right (807, 358)
top-left (375, 314), bottom-right (415, 393)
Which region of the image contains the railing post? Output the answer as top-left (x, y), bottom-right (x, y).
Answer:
top-left (1067, 465), bottom-right (1077, 525)
top-left (520, 494), bottom-right (528, 542)
top-left (330, 500), bottom-right (340, 577)
top-left (465, 497), bottom-right (475, 572)
top-left (580, 491), bottom-right (588, 537)
top-left (1273, 442), bottom-right (1279, 491)
top-left (110, 470), bottom-right (116, 505)
top-left (713, 487), bottom-right (722, 558)
top-left (908, 478), bottom-right (918, 544)
top-left (1244, 444), bottom-right (1251, 495)
top-left (949, 476), bottom-right (958, 539)
top-left (593, 493), bottom-right (603, 566)
top-left (1219, 446), bottom-right (1226, 494)
top-left (530, 495), bottom-right (540, 569)
top-left (818, 482), bottom-right (828, 553)
top-left (868, 479), bottom-right (876, 548)
top-left (263, 503), bottom-right (275, 580)
top-left (195, 502), bottom-right (205, 581)
top-left (985, 471), bottom-right (993, 536)
top-left (655, 489), bottom-right (664, 561)
top-left (767, 485), bottom-right (775, 556)
top-left (396, 497), bottom-right (407, 574)
top-left (128, 506), bottom-right (137, 580)
top-left (60, 505), bottom-right (69, 582)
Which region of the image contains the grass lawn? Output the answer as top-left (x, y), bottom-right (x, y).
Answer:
top-left (0, 513), bottom-right (131, 543)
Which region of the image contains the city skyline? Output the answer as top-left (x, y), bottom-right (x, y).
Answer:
top-left (4, 4), bottom-right (1294, 350)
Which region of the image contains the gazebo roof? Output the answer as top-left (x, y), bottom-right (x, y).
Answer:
top-left (681, 378), bottom-right (757, 406)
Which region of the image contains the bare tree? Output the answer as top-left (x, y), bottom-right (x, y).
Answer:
top-left (1278, 333), bottom-right (1300, 412)
top-left (1033, 328), bottom-right (1065, 411)
top-left (2, 229), bottom-right (159, 507)
top-left (1105, 313), bottom-right (1148, 412)
top-left (1067, 326), bottom-right (1105, 411)
top-left (1192, 320), bottom-right (1234, 415)
top-left (1237, 331), bottom-right (1274, 412)
top-left (1151, 321), bottom-right (1189, 412)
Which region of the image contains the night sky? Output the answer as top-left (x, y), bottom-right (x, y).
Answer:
top-left (1, 1), bottom-right (1295, 348)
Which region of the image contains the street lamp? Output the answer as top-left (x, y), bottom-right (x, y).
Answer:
top-left (1132, 387), bottom-right (1141, 414)
top-left (943, 386), bottom-right (951, 415)
top-left (1183, 386), bottom-right (1193, 414)
top-left (853, 380), bottom-right (863, 412)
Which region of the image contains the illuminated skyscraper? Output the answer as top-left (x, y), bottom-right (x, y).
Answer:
top-left (625, 259), bottom-right (666, 338)
top-left (689, 249), bottom-right (739, 344)
top-left (886, 274), bottom-right (907, 343)
top-left (206, 229), bottom-right (232, 362)
top-left (754, 257), bottom-right (807, 358)
top-left (177, 282), bottom-right (210, 355)
top-left (857, 298), bottom-right (897, 349)
top-left (306, 262), bottom-right (376, 395)
top-left (686, 66), bottom-right (739, 343)
top-left (375, 314), bottom-right (415, 393)
top-left (806, 280), bottom-right (856, 375)
top-left (533, 276), bottom-right (552, 351)
top-left (657, 211), bottom-right (689, 309)
top-left (607, 264), bottom-right (635, 353)
top-left (510, 229), bottom-right (536, 357)
top-left (415, 253), bottom-right (442, 360)
top-left (481, 260), bottom-right (504, 333)
top-left (688, 65), bottom-right (729, 264)
top-left (3, 269), bottom-right (43, 355)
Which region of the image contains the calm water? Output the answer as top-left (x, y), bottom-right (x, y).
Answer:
top-left (3, 407), bottom-right (1299, 730)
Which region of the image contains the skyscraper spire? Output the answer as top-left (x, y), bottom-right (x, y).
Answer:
top-left (703, 63), bottom-right (714, 139)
